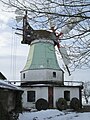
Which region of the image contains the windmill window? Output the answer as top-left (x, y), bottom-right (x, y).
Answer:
top-left (23, 73), bottom-right (25, 79)
top-left (27, 91), bottom-right (35, 102)
top-left (53, 72), bottom-right (56, 78)
top-left (64, 91), bottom-right (70, 101)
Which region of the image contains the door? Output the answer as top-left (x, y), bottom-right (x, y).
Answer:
top-left (48, 87), bottom-right (53, 108)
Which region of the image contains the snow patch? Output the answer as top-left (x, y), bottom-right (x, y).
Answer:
top-left (19, 109), bottom-right (90, 120)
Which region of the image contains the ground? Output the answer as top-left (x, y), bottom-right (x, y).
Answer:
top-left (19, 109), bottom-right (90, 120)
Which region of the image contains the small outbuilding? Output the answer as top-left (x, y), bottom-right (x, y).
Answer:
top-left (0, 80), bottom-right (23, 120)
top-left (21, 81), bottom-right (83, 111)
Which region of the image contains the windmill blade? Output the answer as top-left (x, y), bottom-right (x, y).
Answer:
top-left (16, 16), bottom-right (23, 23)
top-left (45, 1), bottom-right (56, 29)
top-left (15, 8), bottom-right (24, 23)
top-left (58, 46), bottom-right (71, 75)
top-left (59, 47), bottom-right (70, 65)
top-left (61, 16), bottom-right (83, 34)
top-left (15, 8), bottom-right (24, 15)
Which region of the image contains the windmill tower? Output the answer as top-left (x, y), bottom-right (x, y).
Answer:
top-left (18, 11), bottom-right (83, 110)
top-left (20, 17), bottom-right (64, 86)
top-left (21, 35), bottom-right (64, 84)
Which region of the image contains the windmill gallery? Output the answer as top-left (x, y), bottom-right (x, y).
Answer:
top-left (0, 11), bottom-right (83, 115)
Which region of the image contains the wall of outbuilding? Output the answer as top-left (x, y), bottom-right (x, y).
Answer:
top-left (22, 87), bottom-right (48, 108)
top-left (54, 87), bottom-right (80, 107)
top-left (22, 86), bottom-right (80, 109)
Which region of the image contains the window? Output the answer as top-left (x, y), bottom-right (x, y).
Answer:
top-left (27, 91), bottom-right (35, 102)
top-left (64, 91), bottom-right (70, 101)
top-left (53, 72), bottom-right (56, 78)
top-left (23, 73), bottom-right (25, 79)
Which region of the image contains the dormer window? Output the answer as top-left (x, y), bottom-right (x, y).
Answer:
top-left (23, 73), bottom-right (25, 79)
top-left (53, 72), bottom-right (56, 78)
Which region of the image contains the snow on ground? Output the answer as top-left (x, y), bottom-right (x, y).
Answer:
top-left (19, 109), bottom-right (90, 120)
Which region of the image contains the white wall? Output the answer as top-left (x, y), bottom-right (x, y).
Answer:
top-left (21, 69), bottom-right (63, 82)
top-left (22, 86), bottom-right (80, 109)
top-left (54, 87), bottom-right (79, 107)
top-left (22, 87), bottom-right (48, 109)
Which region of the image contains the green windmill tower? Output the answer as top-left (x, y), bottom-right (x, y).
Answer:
top-left (20, 12), bottom-right (64, 85)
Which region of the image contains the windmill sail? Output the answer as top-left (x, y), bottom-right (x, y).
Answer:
top-left (59, 47), bottom-right (70, 65)
top-left (58, 47), bottom-right (71, 75)
top-left (57, 15), bottom-right (83, 75)
top-left (61, 16), bottom-right (83, 34)
top-left (15, 8), bottom-right (24, 15)
top-left (16, 16), bottom-right (23, 23)
top-left (15, 8), bottom-right (24, 23)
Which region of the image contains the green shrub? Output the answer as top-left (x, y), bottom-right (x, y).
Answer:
top-left (35, 98), bottom-right (48, 111)
top-left (70, 97), bottom-right (80, 110)
top-left (56, 98), bottom-right (67, 111)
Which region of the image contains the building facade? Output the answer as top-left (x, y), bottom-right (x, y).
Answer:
top-left (20, 38), bottom-right (83, 110)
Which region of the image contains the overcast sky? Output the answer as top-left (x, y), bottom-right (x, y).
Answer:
top-left (0, 3), bottom-right (90, 82)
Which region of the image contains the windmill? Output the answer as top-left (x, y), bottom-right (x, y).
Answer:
top-left (15, 8), bottom-right (83, 76)
top-left (15, 8), bottom-right (83, 110)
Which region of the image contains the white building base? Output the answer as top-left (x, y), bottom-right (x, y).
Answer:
top-left (21, 83), bottom-right (82, 110)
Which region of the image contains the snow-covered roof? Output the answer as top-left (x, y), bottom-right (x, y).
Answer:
top-left (0, 80), bottom-right (23, 91)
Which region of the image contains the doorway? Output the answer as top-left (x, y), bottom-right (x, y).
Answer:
top-left (48, 87), bottom-right (53, 108)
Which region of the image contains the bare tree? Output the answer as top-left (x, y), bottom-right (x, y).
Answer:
top-left (0, 0), bottom-right (90, 71)
top-left (83, 81), bottom-right (90, 104)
